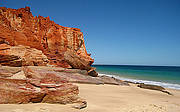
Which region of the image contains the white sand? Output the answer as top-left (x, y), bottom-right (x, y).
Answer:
top-left (0, 84), bottom-right (180, 112)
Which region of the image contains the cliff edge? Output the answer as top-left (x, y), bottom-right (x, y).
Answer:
top-left (0, 7), bottom-right (97, 76)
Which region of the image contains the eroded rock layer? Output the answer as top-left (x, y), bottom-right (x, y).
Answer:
top-left (0, 44), bottom-right (48, 66)
top-left (0, 66), bottom-right (85, 105)
top-left (0, 7), bottom-right (94, 69)
top-left (0, 65), bottom-right (129, 107)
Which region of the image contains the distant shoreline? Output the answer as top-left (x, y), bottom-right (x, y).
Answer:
top-left (98, 73), bottom-right (180, 90)
top-left (93, 64), bottom-right (180, 67)
top-left (93, 65), bottom-right (180, 90)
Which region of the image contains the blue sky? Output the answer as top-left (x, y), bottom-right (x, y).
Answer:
top-left (1, 0), bottom-right (180, 66)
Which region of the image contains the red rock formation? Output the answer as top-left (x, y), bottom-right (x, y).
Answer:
top-left (0, 78), bottom-right (80, 104)
top-left (0, 7), bottom-right (94, 69)
top-left (24, 66), bottom-right (103, 84)
top-left (64, 50), bottom-right (98, 76)
top-left (0, 44), bottom-right (49, 66)
top-left (0, 66), bottom-right (129, 106)
top-left (0, 66), bottom-right (85, 105)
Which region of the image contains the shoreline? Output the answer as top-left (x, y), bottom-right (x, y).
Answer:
top-left (98, 73), bottom-right (180, 90)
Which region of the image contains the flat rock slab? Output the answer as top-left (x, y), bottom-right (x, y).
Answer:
top-left (0, 66), bottom-right (130, 85)
top-left (137, 83), bottom-right (172, 95)
top-left (25, 66), bottom-right (129, 85)
top-left (0, 66), bottom-right (21, 78)
top-left (97, 75), bottom-right (130, 86)
top-left (22, 66), bottom-right (102, 85)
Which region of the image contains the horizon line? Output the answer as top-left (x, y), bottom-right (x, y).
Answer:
top-left (92, 64), bottom-right (180, 67)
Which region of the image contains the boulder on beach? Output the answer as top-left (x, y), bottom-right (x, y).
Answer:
top-left (137, 83), bottom-right (172, 95)
top-left (97, 75), bottom-right (130, 86)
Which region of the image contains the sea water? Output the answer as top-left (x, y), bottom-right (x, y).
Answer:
top-left (92, 65), bottom-right (180, 90)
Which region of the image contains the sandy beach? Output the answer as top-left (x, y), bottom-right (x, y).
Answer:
top-left (0, 83), bottom-right (180, 112)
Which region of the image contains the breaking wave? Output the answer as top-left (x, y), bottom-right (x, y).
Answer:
top-left (98, 73), bottom-right (180, 90)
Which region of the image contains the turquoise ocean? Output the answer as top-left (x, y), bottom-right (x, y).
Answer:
top-left (92, 65), bottom-right (180, 90)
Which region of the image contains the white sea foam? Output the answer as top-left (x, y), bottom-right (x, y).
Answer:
top-left (98, 73), bottom-right (180, 90)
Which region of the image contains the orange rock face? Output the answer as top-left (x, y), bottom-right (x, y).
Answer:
top-left (0, 7), bottom-right (94, 68)
top-left (0, 44), bottom-right (49, 66)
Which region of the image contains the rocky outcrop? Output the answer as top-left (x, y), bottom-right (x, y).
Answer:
top-left (0, 66), bottom-right (21, 78)
top-left (0, 65), bottom-right (130, 107)
top-left (98, 75), bottom-right (130, 86)
top-left (0, 66), bottom-right (130, 86)
top-left (0, 6), bottom-right (102, 108)
top-left (64, 50), bottom-right (98, 77)
top-left (137, 83), bottom-right (172, 95)
top-left (23, 66), bottom-right (103, 85)
top-left (0, 7), bottom-right (94, 72)
top-left (0, 44), bottom-right (49, 66)
top-left (22, 66), bottom-right (129, 85)
top-left (0, 66), bottom-right (86, 105)
top-left (0, 78), bottom-right (81, 104)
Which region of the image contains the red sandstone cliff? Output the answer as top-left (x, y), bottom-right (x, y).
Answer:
top-left (0, 6), bottom-right (130, 107)
top-left (0, 7), bottom-right (93, 68)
